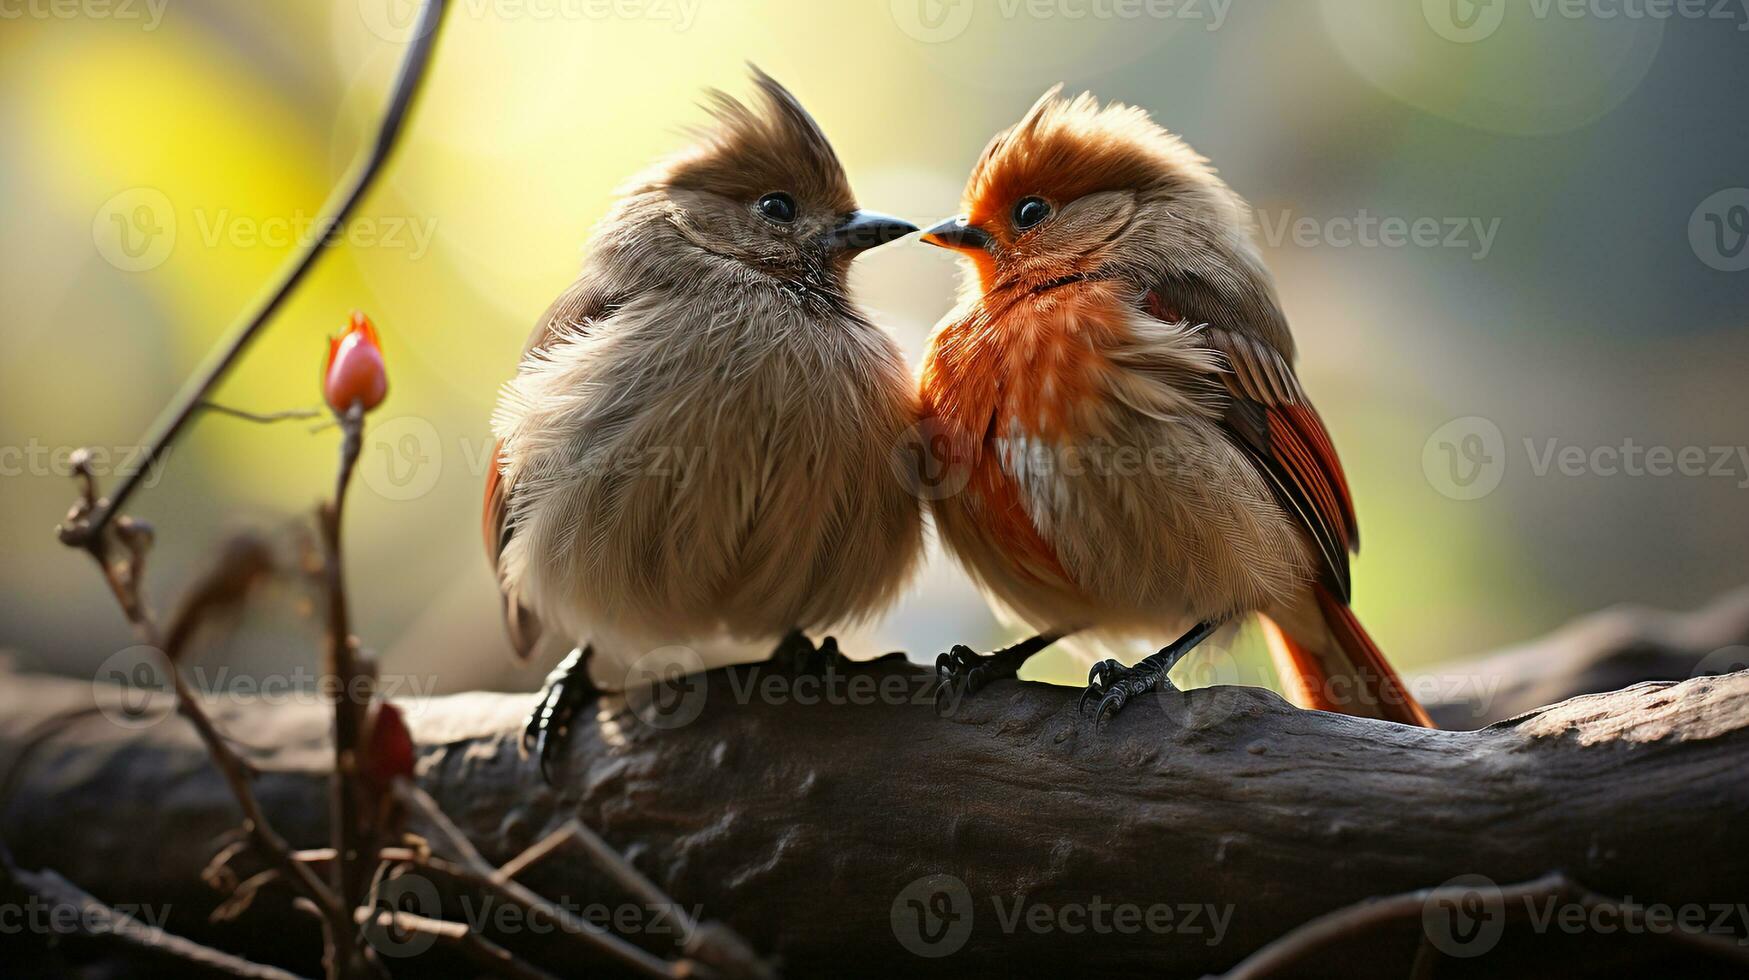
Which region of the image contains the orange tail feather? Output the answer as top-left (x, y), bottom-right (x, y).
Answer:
top-left (1261, 585), bottom-right (1435, 728)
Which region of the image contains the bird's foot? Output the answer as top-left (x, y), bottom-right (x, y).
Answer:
top-left (933, 645), bottom-right (1023, 714)
top-left (1079, 658), bottom-right (1177, 729)
top-left (521, 646), bottom-right (601, 785)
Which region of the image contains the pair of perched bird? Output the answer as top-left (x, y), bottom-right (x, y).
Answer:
top-left (486, 69), bottom-right (1433, 775)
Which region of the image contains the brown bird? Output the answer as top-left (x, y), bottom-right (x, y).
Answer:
top-left (917, 88), bottom-right (1434, 728)
top-left (486, 69), bottom-right (924, 776)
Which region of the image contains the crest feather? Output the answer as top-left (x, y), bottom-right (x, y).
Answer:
top-left (658, 65), bottom-right (855, 212)
top-left (965, 87), bottom-right (1229, 226)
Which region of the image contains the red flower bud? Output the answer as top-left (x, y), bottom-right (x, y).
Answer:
top-left (361, 700), bottom-right (415, 791)
top-left (324, 311), bottom-right (387, 415)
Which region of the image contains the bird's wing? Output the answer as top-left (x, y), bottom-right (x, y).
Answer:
top-left (485, 277), bottom-right (621, 659)
top-left (1141, 290), bottom-right (1359, 602)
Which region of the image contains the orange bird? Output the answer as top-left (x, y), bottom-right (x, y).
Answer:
top-left (918, 88), bottom-right (1434, 728)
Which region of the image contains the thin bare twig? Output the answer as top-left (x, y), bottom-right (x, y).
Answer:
top-left (5, 863), bottom-right (311, 980)
top-left (322, 401), bottom-right (374, 916)
top-left (1214, 871), bottom-right (1749, 979)
top-left (390, 781), bottom-right (774, 979)
top-left (392, 783), bottom-right (689, 980)
top-left (56, 0), bottom-right (451, 551)
top-left (198, 401), bottom-right (325, 425)
top-left (538, 818), bottom-right (683, 922)
top-left (64, 454), bottom-right (362, 978)
top-left (355, 907), bottom-right (563, 980)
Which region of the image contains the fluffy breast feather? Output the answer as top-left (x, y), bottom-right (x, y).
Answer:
top-left (494, 280), bottom-right (922, 659)
top-left (920, 281), bottom-right (1310, 632)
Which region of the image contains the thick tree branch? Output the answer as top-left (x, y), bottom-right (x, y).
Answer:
top-left (1422, 584), bottom-right (1749, 728)
top-left (2, 593), bottom-right (1747, 978)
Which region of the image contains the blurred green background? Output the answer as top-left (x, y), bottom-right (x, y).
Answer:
top-left (3, 0), bottom-right (1746, 696)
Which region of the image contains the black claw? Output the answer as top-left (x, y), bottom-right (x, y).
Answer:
top-left (521, 647), bottom-right (600, 785)
top-left (935, 634), bottom-right (1063, 714)
top-left (1079, 660), bottom-right (1124, 715)
top-left (1094, 688), bottom-right (1128, 729)
top-left (934, 644), bottom-right (1020, 713)
top-left (1080, 658), bottom-right (1176, 729)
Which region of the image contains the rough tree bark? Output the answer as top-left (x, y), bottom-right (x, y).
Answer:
top-left (2, 592), bottom-right (1748, 979)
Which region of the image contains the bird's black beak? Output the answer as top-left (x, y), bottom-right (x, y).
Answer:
top-left (822, 210), bottom-right (918, 255)
top-left (919, 215), bottom-right (995, 253)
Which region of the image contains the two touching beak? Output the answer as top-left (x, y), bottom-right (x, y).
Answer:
top-left (821, 212), bottom-right (992, 256)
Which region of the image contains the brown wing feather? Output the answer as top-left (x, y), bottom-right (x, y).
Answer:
top-left (1202, 325), bottom-right (1359, 602)
top-left (1141, 287), bottom-right (1358, 600)
top-left (485, 276), bottom-right (621, 659)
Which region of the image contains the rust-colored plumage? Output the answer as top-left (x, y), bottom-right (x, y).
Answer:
top-left (920, 88), bottom-right (1432, 727)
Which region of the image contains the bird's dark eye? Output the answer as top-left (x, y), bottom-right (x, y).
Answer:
top-left (756, 192), bottom-right (797, 224)
top-left (1013, 196), bottom-right (1052, 231)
